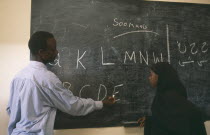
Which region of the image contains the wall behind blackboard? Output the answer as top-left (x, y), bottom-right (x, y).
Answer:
top-left (31, 0), bottom-right (210, 128)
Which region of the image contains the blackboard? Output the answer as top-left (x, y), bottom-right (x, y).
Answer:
top-left (31, 0), bottom-right (210, 128)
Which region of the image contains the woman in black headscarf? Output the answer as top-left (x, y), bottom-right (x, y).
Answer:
top-left (142, 62), bottom-right (207, 135)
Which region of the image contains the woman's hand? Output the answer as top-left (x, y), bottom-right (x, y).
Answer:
top-left (137, 116), bottom-right (146, 127)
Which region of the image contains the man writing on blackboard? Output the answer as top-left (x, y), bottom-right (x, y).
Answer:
top-left (6, 31), bottom-right (115, 135)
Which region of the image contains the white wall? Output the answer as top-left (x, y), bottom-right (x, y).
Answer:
top-left (0, 0), bottom-right (209, 135)
top-left (0, 0), bottom-right (30, 135)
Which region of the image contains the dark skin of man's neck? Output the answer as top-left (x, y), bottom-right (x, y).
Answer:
top-left (31, 55), bottom-right (47, 64)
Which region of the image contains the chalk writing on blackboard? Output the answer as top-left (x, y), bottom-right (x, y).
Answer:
top-left (72, 83), bottom-right (124, 101)
top-left (113, 18), bottom-right (148, 29)
top-left (49, 53), bottom-right (61, 67)
top-left (177, 41), bottom-right (209, 66)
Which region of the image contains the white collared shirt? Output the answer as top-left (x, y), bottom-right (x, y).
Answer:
top-left (7, 61), bottom-right (103, 135)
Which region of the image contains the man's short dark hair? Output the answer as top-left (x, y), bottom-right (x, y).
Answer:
top-left (28, 31), bottom-right (54, 55)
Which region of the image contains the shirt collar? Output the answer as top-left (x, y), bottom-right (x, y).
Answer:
top-left (29, 61), bottom-right (47, 69)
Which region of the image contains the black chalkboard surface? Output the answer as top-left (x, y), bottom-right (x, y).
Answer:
top-left (31, 0), bottom-right (210, 128)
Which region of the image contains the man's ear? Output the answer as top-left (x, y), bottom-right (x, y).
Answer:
top-left (38, 49), bottom-right (46, 59)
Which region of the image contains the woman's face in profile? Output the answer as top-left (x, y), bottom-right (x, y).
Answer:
top-left (148, 70), bottom-right (158, 88)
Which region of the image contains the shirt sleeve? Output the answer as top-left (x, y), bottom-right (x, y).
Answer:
top-left (6, 105), bottom-right (11, 116)
top-left (6, 80), bottom-right (14, 116)
top-left (42, 72), bottom-right (103, 116)
top-left (6, 93), bottom-right (11, 115)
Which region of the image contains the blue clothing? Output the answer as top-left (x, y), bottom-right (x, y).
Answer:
top-left (7, 61), bottom-right (103, 135)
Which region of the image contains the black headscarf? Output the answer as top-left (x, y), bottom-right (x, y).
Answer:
top-left (147, 62), bottom-right (207, 135)
top-left (150, 62), bottom-right (187, 97)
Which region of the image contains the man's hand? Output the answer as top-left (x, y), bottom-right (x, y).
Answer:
top-left (102, 96), bottom-right (116, 107)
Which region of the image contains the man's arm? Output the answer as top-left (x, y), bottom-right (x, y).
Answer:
top-left (43, 74), bottom-right (115, 116)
